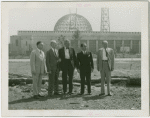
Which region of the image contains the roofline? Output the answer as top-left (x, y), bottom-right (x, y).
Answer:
top-left (18, 30), bottom-right (141, 34)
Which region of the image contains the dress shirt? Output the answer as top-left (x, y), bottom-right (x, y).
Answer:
top-left (37, 48), bottom-right (44, 59)
top-left (82, 51), bottom-right (86, 54)
top-left (64, 47), bottom-right (70, 59)
top-left (102, 48), bottom-right (108, 60)
top-left (51, 47), bottom-right (57, 56)
top-left (37, 48), bottom-right (42, 55)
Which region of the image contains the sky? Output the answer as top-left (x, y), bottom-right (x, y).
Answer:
top-left (8, 4), bottom-right (141, 37)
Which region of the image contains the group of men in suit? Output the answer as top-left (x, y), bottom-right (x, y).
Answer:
top-left (30, 39), bottom-right (114, 99)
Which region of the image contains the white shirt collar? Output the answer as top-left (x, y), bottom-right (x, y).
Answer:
top-left (82, 50), bottom-right (86, 53)
top-left (51, 47), bottom-right (55, 52)
top-left (65, 47), bottom-right (69, 50)
top-left (37, 48), bottom-right (41, 53)
top-left (103, 48), bottom-right (108, 50)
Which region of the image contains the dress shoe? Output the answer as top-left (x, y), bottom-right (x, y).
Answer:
top-left (78, 93), bottom-right (84, 95)
top-left (48, 94), bottom-right (53, 97)
top-left (63, 92), bottom-right (67, 95)
top-left (33, 95), bottom-right (40, 99)
top-left (48, 93), bottom-right (53, 97)
top-left (54, 92), bottom-right (61, 95)
top-left (88, 93), bottom-right (91, 95)
top-left (68, 92), bottom-right (74, 95)
top-left (99, 93), bottom-right (105, 96)
top-left (38, 94), bottom-right (44, 97)
top-left (107, 93), bottom-right (113, 96)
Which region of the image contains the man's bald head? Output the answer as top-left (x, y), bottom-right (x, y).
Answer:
top-left (50, 40), bottom-right (57, 49)
top-left (64, 39), bottom-right (70, 48)
top-left (50, 40), bottom-right (57, 44)
top-left (102, 40), bottom-right (108, 49)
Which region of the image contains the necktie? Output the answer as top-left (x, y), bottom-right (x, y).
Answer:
top-left (105, 48), bottom-right (108, 57)
top-left (40, 50), bottom-right (42, 54)
top-left (83, 51), bottom-right (86, 54)
top-left (54, 49), bottom-right (57, 56)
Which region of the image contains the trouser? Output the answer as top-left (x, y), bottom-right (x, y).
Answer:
top-left (62, 59), bottom-right (74, 93)
top-left (80, 70), bottom-right (91, 94)
top-left (48, 68), bottom-right (59, 95)
top-left (100, 61), bottom-right (111, 94)
top-left (32, 73), bottom-right (42, 95)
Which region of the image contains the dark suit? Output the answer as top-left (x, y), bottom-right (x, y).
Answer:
top-left (58, 47), bottom-right (77, 93)
top-left (77, 51), bottom-right (94, 94)
top-left (46, 48), bottom-right (60, 95)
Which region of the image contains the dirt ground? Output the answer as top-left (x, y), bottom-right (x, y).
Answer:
top-left (9, 82), bottom-right (141, 110)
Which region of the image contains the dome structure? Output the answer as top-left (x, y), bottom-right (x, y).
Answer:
top-left (54, 14), bottom-right (92, 31)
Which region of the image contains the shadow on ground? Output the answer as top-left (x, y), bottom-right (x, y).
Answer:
top-left (82, 95), bottom-right (107, 101)
top-left (9, 93), bottom-right (107, 105)
top-left (9, 95), bottom-right (61, 104)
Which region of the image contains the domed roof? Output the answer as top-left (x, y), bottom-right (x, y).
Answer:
top-left (54, 14), bottom-right (92, 31)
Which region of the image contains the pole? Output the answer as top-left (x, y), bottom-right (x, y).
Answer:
top-left (69, 8), bottom-right (71, 31)
top-left (75, 7), bottom-right (77, 30)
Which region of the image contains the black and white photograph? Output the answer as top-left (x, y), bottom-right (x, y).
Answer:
top-left (1, 1), bottom-right (149, 117)
top-left (145, 1), bottom-right (150, 116)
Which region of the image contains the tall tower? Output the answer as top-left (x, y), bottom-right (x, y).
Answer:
top-left (101, 8), bottom-right (110, 32)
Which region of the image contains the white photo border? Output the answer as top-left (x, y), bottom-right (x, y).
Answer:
top-left (1, 1), bottom-right (149, 117)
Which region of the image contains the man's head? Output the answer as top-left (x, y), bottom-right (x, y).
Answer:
top-left (36, 41), bottom-right (44, 50)
top-left (64, 39), bottom-right (70, 48)
top-left (80, 43), bottom-right (87, 51)
top-left (102, 40), bottom-right (108, 49)
top-left (50, 40), bottom-right (57, 49)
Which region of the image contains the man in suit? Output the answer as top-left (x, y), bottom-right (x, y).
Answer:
top-left (97, 40), bottom-right (115, 96)
top-left (46, 40), bottom-right (61, 97)
top-left (77, 43), bottom-right (94, 95)
top-left (58, 39), bottom-right (77, 95)
top-left (30, 41), bottom-right (47, 99)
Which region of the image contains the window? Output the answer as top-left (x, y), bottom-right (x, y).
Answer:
top-left (16, 40), bottom-right (18, 46)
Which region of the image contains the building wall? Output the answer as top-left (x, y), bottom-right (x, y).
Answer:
top-left (10, 31), bottom-right (141, 55)
top-left (20, 35), bottom-right (32, 55)
top-left (9, 35), bottom-right (22, 55)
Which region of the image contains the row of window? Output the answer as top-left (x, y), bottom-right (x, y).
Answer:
top-left (16, 40), bottom-right (28, 46)
top-left (15, 39), bottom-right (140, 47)
top-left (18, 31), bottom-right (141, 34)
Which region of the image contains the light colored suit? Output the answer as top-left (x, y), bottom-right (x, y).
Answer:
top-left (97, 48), bottom-right (114, 94)
top-left (30, 48), bottom-right (47, 95)
top-left (97, 48), bottom-right (114, 71)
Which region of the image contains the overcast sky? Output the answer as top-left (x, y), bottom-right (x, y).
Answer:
top-left (9, 4), bottom-right (141, 36)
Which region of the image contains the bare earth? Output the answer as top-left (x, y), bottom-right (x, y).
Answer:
top-left (9, 82), bottom-right (141, 110)
top-left (9, 59), bottom-right (141, 110)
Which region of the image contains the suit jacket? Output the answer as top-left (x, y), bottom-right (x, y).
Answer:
top-left (46, 48), bottom-right (60, 72)
top-left (97, 48), bottom-right (114, 71)
top-left (77, 51), bottom-right (94, 72)
top-left (58, 47), bottom-right (77, 71)
top-left (30, 49), bottom-right (47, 74)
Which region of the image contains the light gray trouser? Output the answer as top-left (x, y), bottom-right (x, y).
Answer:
top-left (32, 73), bottom-right (42, 95)
top-left (100, 61), bottom-right (111, 94)
top-left (48, 69), bottom-right (59, 95)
